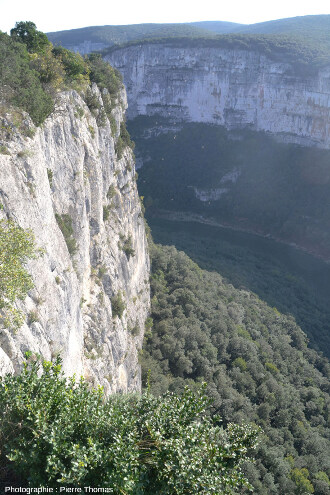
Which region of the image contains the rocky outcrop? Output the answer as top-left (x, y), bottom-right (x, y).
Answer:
top-left (62, 40), bottom-right (108, 55)
top-left (106, 42), bottom-right (330, 148)
top-left (0, 85), bottom-right (150, 394)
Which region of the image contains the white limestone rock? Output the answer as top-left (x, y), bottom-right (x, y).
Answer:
top-left (0, 86), bottom-right (150, 394)
top-left (107, 44), bottom-right (330, 148)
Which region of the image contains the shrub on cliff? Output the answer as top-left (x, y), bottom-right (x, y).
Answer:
top-left (52, 46), bottom-right (90, 87)
top-left (0, 219), bottom-right (37, 329)
top-left (0, 356), bottom-right (260, 493)
top-left (87, 53), bottom-right (124, 121)
top-left (111, 291), bottom-right (126, 318)
top-left (55, 213), bottom-right (77, 256)
top-left (87, 52), bottom-right (122, 98)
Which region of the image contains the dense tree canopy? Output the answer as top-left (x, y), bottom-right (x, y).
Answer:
top-left (141, 242), bottom-right (330, 494)
top-left (10, 21), bottom-right (51, 54)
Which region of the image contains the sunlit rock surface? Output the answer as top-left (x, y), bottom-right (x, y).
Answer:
top-left (107, 43), bottom-right (330, 148)
top-left (0, 86), bottom-right (150, 394)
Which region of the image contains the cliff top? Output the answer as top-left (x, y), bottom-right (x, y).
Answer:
top-left (0, 22), bottom-right (123, 126)
top-left (106, 33), bottom-right (330, 75)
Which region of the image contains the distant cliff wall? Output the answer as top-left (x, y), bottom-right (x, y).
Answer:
top-left (106, 43), bottom-right (330, 148)
top-left (0, 85), bottom-right (150, 394)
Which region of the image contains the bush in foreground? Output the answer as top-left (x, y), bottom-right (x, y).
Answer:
top-left (0, 356), bottom-right (259, 493)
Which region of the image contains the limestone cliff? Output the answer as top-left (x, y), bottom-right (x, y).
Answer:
top-left (106, 42), bottom-right (330, 148)
top-left (0, 85), bottom-right (150, 394)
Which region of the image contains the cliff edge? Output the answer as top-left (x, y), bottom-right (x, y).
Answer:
top-left (0, 85), bottom-right (150, 394)
top-left (107, 42), bottom-right (330, 148)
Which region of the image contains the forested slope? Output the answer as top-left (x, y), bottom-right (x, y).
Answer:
top-left (141, 242), bottom-right (330, 494)
top-left (47, 23), bottom-right (213, 48)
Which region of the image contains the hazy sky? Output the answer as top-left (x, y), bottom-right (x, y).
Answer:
top-left (1, 0), bottom-right (329, 33)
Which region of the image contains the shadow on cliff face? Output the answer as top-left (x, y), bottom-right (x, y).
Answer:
top-left (127, 117), bottom-right (330, 358)
top-left (129, 118), bottom-right (330, 261)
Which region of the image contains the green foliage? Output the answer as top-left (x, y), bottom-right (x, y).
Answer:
top-left (120, 121), bottom-right (135, 149)
top-left (107, 184), bottom-right (116, 199)
top-left (17, 149), bottom-right (33, 158)
top-left (109, 114), bottom-right (117, 135)
top-left (0, 145), bottom-right (10, 154)
top-left (52, 46), bottom-right (89, 84)
top-left (264, 362), bottom-right (279, 374)
top-left (87, 53), bottom-right (122, 97)
top-left (85, 53), bottom-right (123, 127)
top-left (84, 88), bottom-right (101, 112)
top-left (103, 205), bottom-right (111, 221)
top-left (141, 242), bottom-right (330, 494)
top-left (97, 265), bottom-right (107, 278)
top-left (232, 357), bottom-right (247, 371)
top-left (10, 21), bottom-right (50, 54)
top-left (123, 235), bottom-right (135, 259)
top-left (0, 31), bottom-right (54, 125)
top-left (119, 233), bottom-right (135, 259)
top-left (315, 472), bottom-right (330, 484)
top-left (115, 136), bottom-right (125, 159)
top-left (0, 357), bottom-right (259, 492)
top-left (115, 122), bottom-right (135, 159)
top-left (29, 45), bottom-right (65, 89)
top-left (0, 219), bottom-right (36, 329)
top-left (145, 316), bottom-right (153, 334)
top-left (88, 124), bottom-right (95, 138)
top-left (149, 217), bottom-right (330, 360)
top-left (47, 23), bottom-right (213, 49)
top-left (74, 105), bottom-right (84, 118)
top-left (47, 168), bottom-right (53, 187)
top-left (27, 310), bottom-right (39, 325)
top-left (97, 108), bottom-right (107, 127)
top-left (129, 323), bottom-right (141, 336)
top-left (55, 213), bottom-right (77, 256)
top-left (139, 195), bottom-right (146, 215)
top-left (0, 23), bottom-right (123, 126)
top-left (111, 291), bottom-right (126, 319)
top-left (290, 468), bottom-right (314, 494)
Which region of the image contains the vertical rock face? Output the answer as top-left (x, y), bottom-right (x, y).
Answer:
top-left (0, 86), bottom-right (150, 394)
top-left (106, 43), bottom-right (330, 148)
